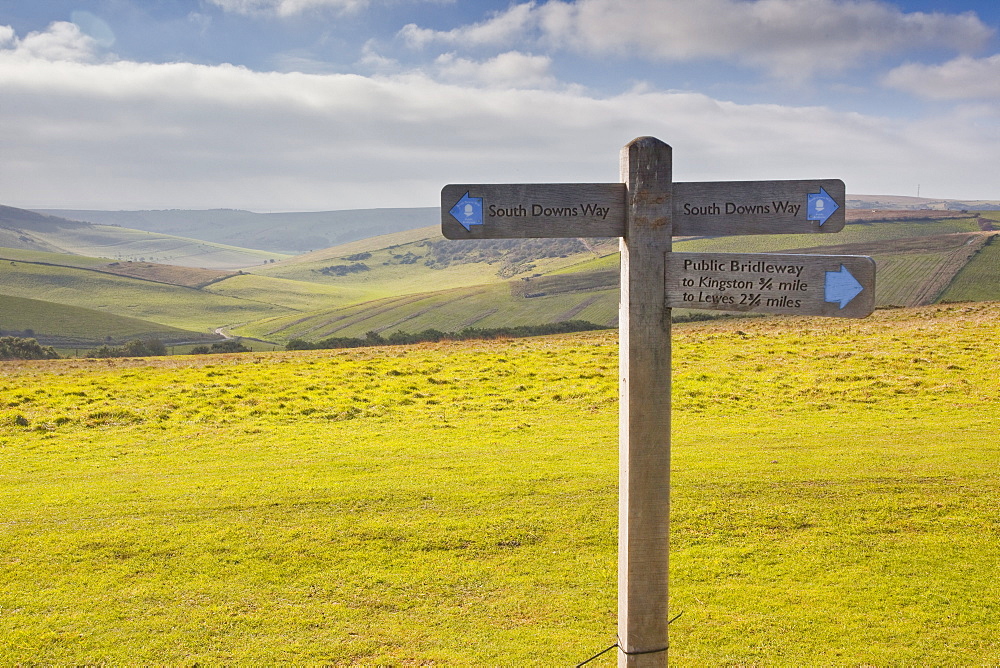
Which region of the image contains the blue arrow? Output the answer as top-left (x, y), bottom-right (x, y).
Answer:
top-left (807, 187), bottom-right (839, 226)
top-left (449, 192), bottom-right (484, 231)
top-left (825, 264), bottom-right (864, 308)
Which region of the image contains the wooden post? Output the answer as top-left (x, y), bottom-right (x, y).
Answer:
top-left (618, 137), bottom-right (672, 667)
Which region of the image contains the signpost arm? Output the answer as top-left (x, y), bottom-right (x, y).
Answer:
top-left (618, 137), bottom-right (673, 667)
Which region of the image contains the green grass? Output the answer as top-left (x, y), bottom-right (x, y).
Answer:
top-left (6, 217), bottom-right (997, 347)
top-left (673, 218), bottom-right (983, 255)
top-left (0, 294), bottom-right (206, 346)
top-left (1, 302), bottom-right (998, 663)
top-left (0, 260), bottom-right (293, 333)
top-left (870, 252), bottom-right (958, 307)
top-left (939, 234), bottom-right (1000, 302)
top-left (201, 273), bottom-right (362, 311)
top-left (0, 248), bottom-right (110, 268)
top-left (231, 282), bottom-right (623, 341)
top-left (24, 224), bottom-right (288, 270)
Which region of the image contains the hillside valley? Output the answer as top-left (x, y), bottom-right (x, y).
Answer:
top-left (1, 202), bottom-right (998, 352)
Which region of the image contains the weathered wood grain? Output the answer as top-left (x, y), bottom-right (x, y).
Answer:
top-left (618, 137), bottom-right (672, 667)
top-left (673, 178), bottom-right (846, 235)
top-left (664, 251), bottom-right (876, 318)
top-left (440, 183), bottom-right (625, 239)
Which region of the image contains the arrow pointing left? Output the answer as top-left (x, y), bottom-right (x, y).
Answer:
top-left (825, 264), bottom-right (865, 308)
top-left (449, 192), bottom-right (484, 231)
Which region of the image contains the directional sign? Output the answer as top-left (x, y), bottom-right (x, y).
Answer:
top-left (664, 251), bottom-right (875, 318)
top-left (672, 179), bottom-right (845, 236)
top-left (449, 192), bottom-right (483, 231)
top-left (441, 183), bottom-right (625, 239)
top-left (444, 179), bottom-right (844, 239)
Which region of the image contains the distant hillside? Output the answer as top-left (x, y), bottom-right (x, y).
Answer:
top-left (0, 293), bottom-right (218, 348)
top-left (35, 197), bottom-right (1000, 258)
top-left (35, 207), bottom-right (440, 254)
top-left (847, 195), bottom-right (1000, 211)
top-left (3, 204), bottom-right (287, 270)
top-left (0, 205), bottom-right (87, 253)
top-left (4, 205), bottom-right (999, 350)
top-left (231, 212), bottom-right (1000, 343)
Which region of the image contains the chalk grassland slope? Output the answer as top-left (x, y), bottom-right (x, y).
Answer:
top-left (0, 248), bottom-right (236, 288)
top-left (2, 205), bottom-right (287, 270)
top-left (23, 223), bottom-right (287, 270)
top-left (244, 280), bottom-right (620, 342)
top-left (0, 294), bottom-right (213, 347)
top-left (1, 303), bottom-right (997, 664)
top-left (847, 194), bottom-right (1000, 210)
top-left (940, 233), bottom-right (1000, 302)
top-left (4, 211), bottom-right (998, 346)
top-left (232, 216), bottom-right (999, 343)
top-left (252, 227), bottom-right (618, 297)
top-left (36, 207), bottom-right (440, 254)
top-left (0, 254), bottom-right (294, 334)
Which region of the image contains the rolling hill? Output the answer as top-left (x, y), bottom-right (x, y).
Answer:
top-left (228, 213), bottom-right (1000, 343)
top-left (1, 205), bottom-right (288, 270)
top-left (2, 203), bottom-right (999, 350)
top-left (34, 207), bottom-right (440, 254)
top-left (0, 293), bottom-right (216, 348)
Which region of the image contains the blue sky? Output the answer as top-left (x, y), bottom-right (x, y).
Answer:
top-left (1, 0), bottom-right (998, 210)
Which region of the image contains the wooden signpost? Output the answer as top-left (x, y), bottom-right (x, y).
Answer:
top-left (441, 137), bottom-right (874, 666)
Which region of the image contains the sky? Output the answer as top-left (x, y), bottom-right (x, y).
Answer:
top-left (1, 0), bottom-right (999, 212)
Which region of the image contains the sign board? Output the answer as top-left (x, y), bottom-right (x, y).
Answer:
top-left (442, 179), bottom-right (844, 239)
top-left (441, 183), bottom-right (625, 239)
top-left (441, 138), bottom-right (874, 665)
top-left (665, 251), bottom-right (875, 318)
top-left (672, 179), bottom-right (845, 235)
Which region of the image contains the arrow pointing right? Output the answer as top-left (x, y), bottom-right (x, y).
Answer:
top-left (825, 264), bottom-right (865, 308)
top-left (807, 187), bottom-right (840, 226)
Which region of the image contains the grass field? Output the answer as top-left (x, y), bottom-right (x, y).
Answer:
top-left (940, 235), bottom-right (1000, 302)
top-left (1, 302), bottom-right (998, 664)
top-left (0, 294), bottom-right (210, 347)
top-left (0, 258), bottom-right (295, 334)
top-left (5, 215), bottom-right (999, 347)
top-left (232, 218), bottom-right (999, 344)
top-left (23, 224), bottom-right (287, 270)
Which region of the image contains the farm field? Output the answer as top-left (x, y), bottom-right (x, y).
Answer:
top-left (940, 235), bottom-right (1000, 302)
top-left (19, 223), bottom-right (288, 270)
top-left (0, 294), bottom-right (212, 348)
top-left (3, 210), bottom-right (999, 348)
top-left (0, 255), bottom-right (296, 334)
top-left (231, 226), bottom-right (1000, 343)
top-left (1, 302), bottom-right (998, 664)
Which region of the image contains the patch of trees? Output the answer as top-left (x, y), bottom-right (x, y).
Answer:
top-left (286, 320), bottom-right (611, 351)
top-left (189, 339), bottom-right (251, 355)
top-left (316, 263), bottom-right (370, 276)
top-left (385, 251), bottom-right (421, 265)
top-left (86, 339), bottom-right (167, 358)
top-left (0, 337), bottom-right (60, 360)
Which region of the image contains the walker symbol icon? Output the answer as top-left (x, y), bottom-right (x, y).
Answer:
top-left (807, 187), bottom-right (840, 226)
top-left (449, 192), bottom-right (484, 231)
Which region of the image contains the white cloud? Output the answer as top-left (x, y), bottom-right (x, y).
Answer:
top-left (1, 24), bottom-right (998, 210)
top-left (400, 3), bottom-right (538, 49)
top-left (884, 55), bottom-right (1000, 100)
top-left (208, 0), bottom-right (369, 17)
top-left (4, 21), bottom-right (101, 63)
top-left (402, 0), bottom-right (994, 79)
top-left (434, 51), bottom-right (556, 89)
top-left (0, 25), bottom-right (16, 48)
top-left (209, 0), bottom-right (450, 17)
top-left (356, 40), bottom-right (401, 73)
